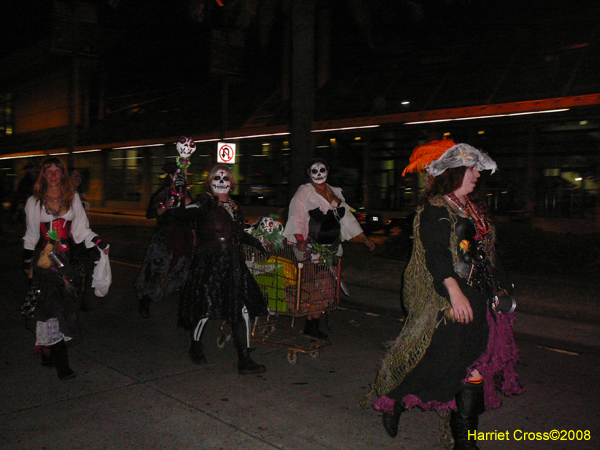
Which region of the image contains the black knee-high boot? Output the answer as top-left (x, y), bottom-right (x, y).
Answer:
top-left (139, 296), bottom-right (151, 318)
top-left (189, 318), bottom-right (208, 364)
top-left (39, 346), bottom-right (54, 368)
top-left (382, 401), bottom-right (406, 438)
top-left (189, 334), bottom-right (207, 364)
top-left (49, 339), bottom-right (76, 380)
top-left (451, 382), bottom-right (485, 450)
top-left (232, 320), bottom-right (266, 375)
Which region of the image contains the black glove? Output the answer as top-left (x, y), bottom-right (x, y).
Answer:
top-left (23, 249), bottom-right (34, 273)
top-left (242, 232), bottom-right (268, 255)
top-left (92, 236), bottom-right (109, 250)
top-left (257, 242), bottom-right (269, 255)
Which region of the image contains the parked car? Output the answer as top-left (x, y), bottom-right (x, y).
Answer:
top-left (353, 209), bottom-right (385, 235)
top-left (383, 212), bottom-right (415, 236)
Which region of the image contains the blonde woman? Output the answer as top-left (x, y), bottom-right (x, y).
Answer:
top-left (22, 157), bottom-right (108, 380)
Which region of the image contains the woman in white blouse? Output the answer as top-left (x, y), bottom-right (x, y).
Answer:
top-left (22, 157), bottom-right (108, 380)
top-left (283, 158), bottom-right (375, 339)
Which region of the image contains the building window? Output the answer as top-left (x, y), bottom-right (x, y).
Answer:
top-left (0, 93), bottom-right (14, 137)
top-left (106, 148), bottom-right (143, 202)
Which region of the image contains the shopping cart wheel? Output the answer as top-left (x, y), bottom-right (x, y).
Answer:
top-left (309, 350), bottom-right (320, 359)
top-left (287, 351), bottom-right (298, 365)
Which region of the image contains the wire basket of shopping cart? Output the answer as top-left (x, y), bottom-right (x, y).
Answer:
top-left (243, 241), bottom-right (340, 364)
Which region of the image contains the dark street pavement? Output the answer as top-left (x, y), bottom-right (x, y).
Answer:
top-left (1, 216), bottom-right (599, 450)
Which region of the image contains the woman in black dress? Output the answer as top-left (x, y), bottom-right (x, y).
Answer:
top-left (366, 139), bottom-right (523, 449)
top-left (174, 164), bottom-right (268, 375)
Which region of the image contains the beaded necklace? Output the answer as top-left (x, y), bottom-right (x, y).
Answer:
top-left (43, 195), bottom-right (65, 219)
top-left (219, 197), bottom-right (237, 219)
top-left (446, 193), bottom-right (493, 255)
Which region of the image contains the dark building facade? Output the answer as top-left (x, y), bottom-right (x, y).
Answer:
top-left (1, 0), bottom-right (599, 230)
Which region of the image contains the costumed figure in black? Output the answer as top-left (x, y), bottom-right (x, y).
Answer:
top-left (282, 158), bottom-right (375, 339)
top-left (136, 162), bottom-right (195, 318)
top-left (363, 139), bottom-right (523, 449)
top-left (173, 164), bottom-right (269, 375)
top-left (22, 157), bottom-right (109, 380)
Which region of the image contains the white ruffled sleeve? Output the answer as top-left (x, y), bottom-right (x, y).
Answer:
top-left (71, 193), bottom-right (98, 248)
top-left (23, 196), bottom-right (41, 250)
top-left (282, 184), bottom-right (312, 243)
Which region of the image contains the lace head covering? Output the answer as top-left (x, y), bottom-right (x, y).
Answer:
top-left (403, 138), bottom-right (497, 177)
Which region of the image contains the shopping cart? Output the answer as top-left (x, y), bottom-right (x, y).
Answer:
top-left (243, 242), bottom-right (340, 365)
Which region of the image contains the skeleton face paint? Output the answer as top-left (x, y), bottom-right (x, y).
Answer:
top-left (259, 217), bottom-right (277, 233)
top-left (309, 162), bottom-right (328, 184)
top-left (210, 170), bottom-right (231, 196)
top-left (176, 136), bottom-right (196, 158)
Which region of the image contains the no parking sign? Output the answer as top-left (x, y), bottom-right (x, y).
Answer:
top-left (217, 142), bottom-right (236, 164)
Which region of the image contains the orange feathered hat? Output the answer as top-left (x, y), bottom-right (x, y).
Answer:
top-left (402, 137), bottom-right (457, 176)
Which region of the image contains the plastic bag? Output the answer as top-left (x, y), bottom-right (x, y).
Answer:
top-left (91, 245), bottom-right (112, 297)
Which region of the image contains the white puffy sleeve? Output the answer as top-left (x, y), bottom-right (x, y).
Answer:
top-left (23, 196), bottom-right (42, 250)
top-left (282, 184), bottom-right (312, 243)
top-left (71, 193), bottom-right (98, 248)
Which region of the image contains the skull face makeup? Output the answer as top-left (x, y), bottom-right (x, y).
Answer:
top-left (309, 162), bottom-right (328, 184)
top-left (210, 170), bottom-right (231, 196)
top-left (257, 217), bottom-right (283, 234)
top-left (176, 136), bottom-right (196, 158)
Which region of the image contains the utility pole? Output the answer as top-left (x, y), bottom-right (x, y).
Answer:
top-left (289, 0), bottom-right (316, 192)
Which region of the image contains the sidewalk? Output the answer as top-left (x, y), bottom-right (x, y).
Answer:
top-left (1, 225), bottom-right (599, 449)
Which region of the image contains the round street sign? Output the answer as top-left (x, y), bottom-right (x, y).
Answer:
top-left (217, 142), bottom-right (236, 164)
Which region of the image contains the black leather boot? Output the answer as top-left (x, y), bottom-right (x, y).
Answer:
top-left (139, 296), bottom-right (151, 318)
top-left (233, 321), bottom-right (266, 375)
top-left (303, 317), bottom-right (329, 340)
top-left (451, 382), bottom-right (485, 450)
top-left (237, 348), bottom-right (267, 375)
top-left (50, 340), bottom-right (76, 380)
top-left (189, 339), bottom-right (207, 365)
top-left (382, 401), bottom-right (405, 438)
top-left (39, 346), bottom-right (54, 368)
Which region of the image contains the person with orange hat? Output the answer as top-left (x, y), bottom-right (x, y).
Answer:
top-left (135, 162), bottom-right (195, 318)
top-left (363, 138), bottom-right (523, 449)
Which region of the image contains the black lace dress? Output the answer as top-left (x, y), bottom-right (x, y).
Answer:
top-left (174, 193), bottom-right (267, 329)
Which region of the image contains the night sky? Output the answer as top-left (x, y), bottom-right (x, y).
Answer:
top-left (2, 0), bottom-right (598, 116)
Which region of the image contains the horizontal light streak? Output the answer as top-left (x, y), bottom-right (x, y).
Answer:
top-left (0, 154), bottom-right (41, 160)
top-left (312, 125), bottom-right (380, 132)
top-left (74, 149), bottom-right (102, 153)
top-left (226, 132), bottom-right (290, 140)
top-left (405, 109), bottom-right (570, 125)
top-left (113, 143), bottom-right (165, 149)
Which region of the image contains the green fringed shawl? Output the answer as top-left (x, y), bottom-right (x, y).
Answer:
top-left (361, 197), bottom-right (459, 407)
